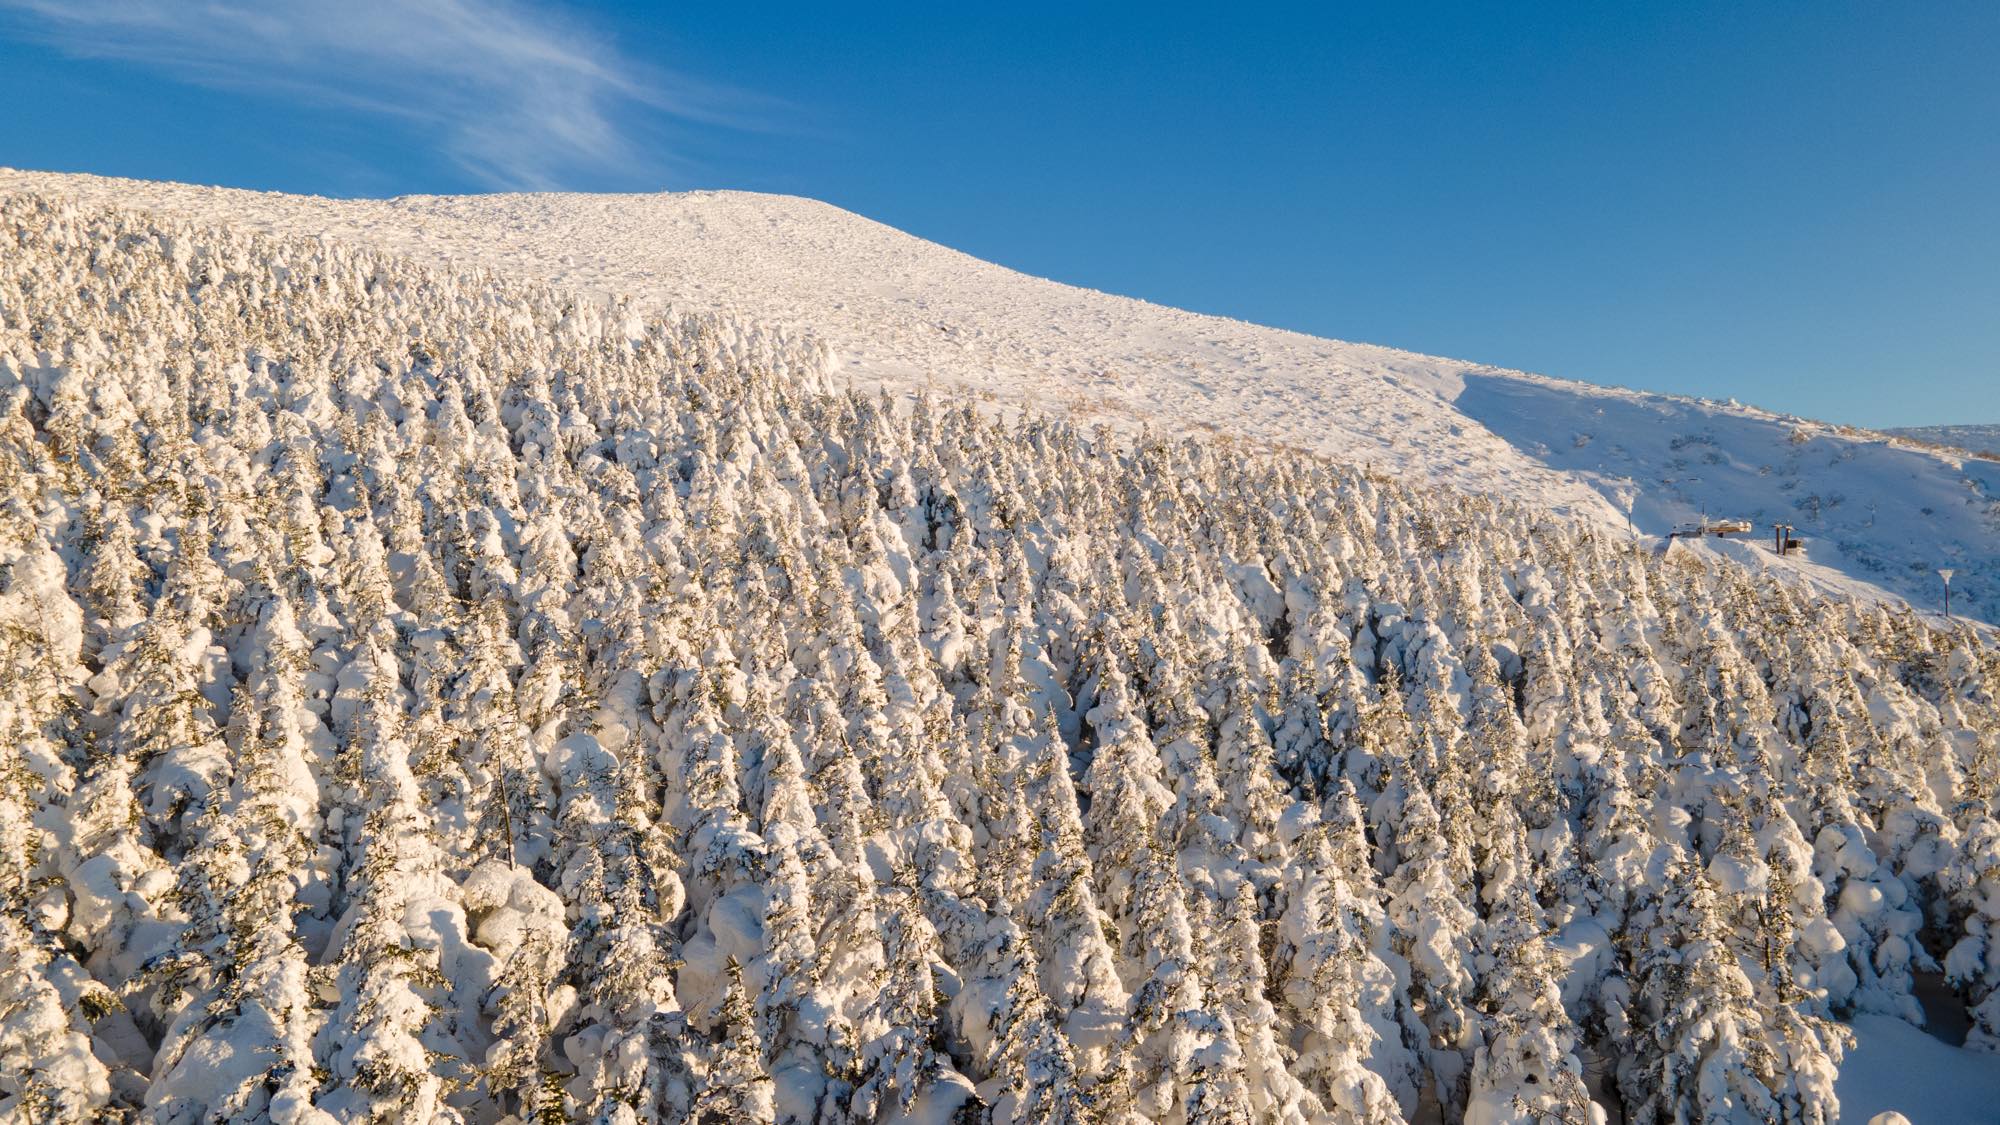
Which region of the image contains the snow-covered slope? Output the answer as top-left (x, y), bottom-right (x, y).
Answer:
top-left (6, 186), bottom-right (2000, 1123)
top-left (1458, 375), bottom-right (1999, 620)
top-left (0, 169), bottom-right (1607, 518)
top-left (7, 168), bottom-right (1991, 623)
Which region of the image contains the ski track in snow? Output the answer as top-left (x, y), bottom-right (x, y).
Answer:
top-left (4, 167), bottom-right (1993, 626)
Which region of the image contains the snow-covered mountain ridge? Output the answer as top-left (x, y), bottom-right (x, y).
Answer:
top-left (1887, 425), bottom-right (2000, 460)
top-left (5, 168), bottom-right (1991, 623)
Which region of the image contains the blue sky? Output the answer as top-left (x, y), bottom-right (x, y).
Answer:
top-left (2, 2), bottom-right (1994, 428)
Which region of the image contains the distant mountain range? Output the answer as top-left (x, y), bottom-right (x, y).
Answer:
top-left (1885, 424), bottom-right (2000, 458)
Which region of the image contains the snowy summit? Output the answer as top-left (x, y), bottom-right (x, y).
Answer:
top-left (5, 169), bottom-right (1994, 627)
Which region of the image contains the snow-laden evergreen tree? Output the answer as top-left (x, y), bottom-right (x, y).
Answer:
top-left (851, 883), bottom-right (975, 1121)
top-left (1944, 816), bottom-right (2000, 1050)
top-left (1622, 852), bottom-right (1791, 1124)
top-left (1462, 849), bottom-right (1602, 1125)
top-left (140, 592), bottom-right (332, 1123)
top-left (1277, 820), bottom-right (1413, 1123)
top-left (1022, 706), bottom-right (1128, 1075)
top-left (0, 440), bottom-right (128, 1117)
top-left (315, 631), bottom-right (478, 1123)
top-left (1382, 771), bottom-right (1480, 1114)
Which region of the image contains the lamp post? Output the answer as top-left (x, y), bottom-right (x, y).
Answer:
top-left (1940, 569), bottom-right (1955, 619)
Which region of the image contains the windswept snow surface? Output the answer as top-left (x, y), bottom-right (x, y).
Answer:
top-left (8, 167), bottom-right (1991, 621)
top-left (1457, 374), bottom-right (2000, 622)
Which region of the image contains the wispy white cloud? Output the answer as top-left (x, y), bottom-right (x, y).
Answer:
top-left (0, 0), bottom-right (737, 188)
